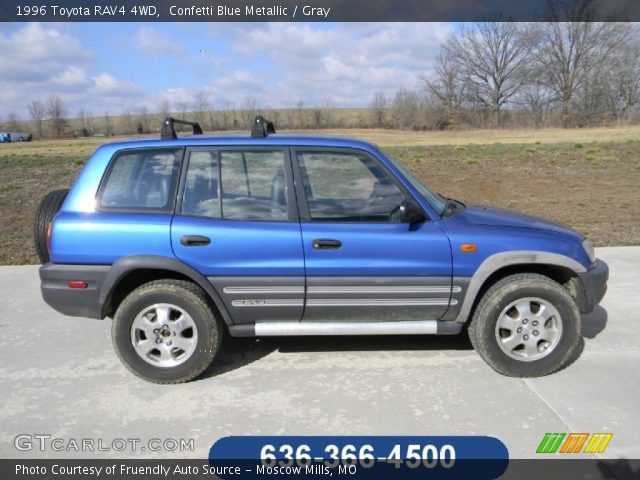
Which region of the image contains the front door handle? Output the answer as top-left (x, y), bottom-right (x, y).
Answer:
top-left (180, 235), bottom-right (211, 246)
top-left (312, 238), bottom-right (342, 250)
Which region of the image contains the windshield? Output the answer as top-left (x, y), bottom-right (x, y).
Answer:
top-left (384, 153), bottom-right (446, 216)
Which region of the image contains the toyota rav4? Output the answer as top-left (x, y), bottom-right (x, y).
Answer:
top-left (35, 116), bottom-right (608, 383)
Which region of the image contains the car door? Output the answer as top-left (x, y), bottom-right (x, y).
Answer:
top-left (292, 148), bottom-right (453, 322)
top-left (172, 146), bottom-right (305, 324)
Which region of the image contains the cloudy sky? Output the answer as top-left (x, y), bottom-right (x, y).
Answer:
top-left (0, 22), bottom-right (452, 120)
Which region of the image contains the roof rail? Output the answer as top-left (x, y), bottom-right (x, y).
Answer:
top-left (161, 117), bottom-right (203, 140)
top-left (251, 115), bottom-right (276, 138)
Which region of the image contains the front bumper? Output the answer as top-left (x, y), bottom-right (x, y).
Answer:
top-left (576, 259), bottom-right (609, 314)
top-left (40, 263), bottom-right (109, 319)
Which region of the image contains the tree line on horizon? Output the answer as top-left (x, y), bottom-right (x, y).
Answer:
top-left (2, 5), bottom-right (639, 137)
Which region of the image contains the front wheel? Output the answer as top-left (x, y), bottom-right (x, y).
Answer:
top-left (112, 280), bottom-right (222, 383)
top-left (468, 273), bottom-right (581, 377)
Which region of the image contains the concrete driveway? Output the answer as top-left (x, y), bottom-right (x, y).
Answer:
top-left (0, 247), bottom-right (638, 460)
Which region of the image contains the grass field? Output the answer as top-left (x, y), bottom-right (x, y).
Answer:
top-left (1, 126), bottom-right (639, 264)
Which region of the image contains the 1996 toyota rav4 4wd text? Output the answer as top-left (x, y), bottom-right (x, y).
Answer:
top-left (35, 117), bottom-right (608, 383)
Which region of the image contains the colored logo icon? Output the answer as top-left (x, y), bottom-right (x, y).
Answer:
top-left (536, 433), bottom-right (613, 454)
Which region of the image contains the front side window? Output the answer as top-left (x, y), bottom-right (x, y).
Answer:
top-left (180, 149), bottom-right (288, 221)
top-left (297, 151), bottom-right (406, 222)
top-left (99, 148), bottom-right (182, 211)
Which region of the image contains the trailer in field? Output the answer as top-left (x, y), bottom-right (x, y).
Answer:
top-left (0, 132), bottom-right (32, 142)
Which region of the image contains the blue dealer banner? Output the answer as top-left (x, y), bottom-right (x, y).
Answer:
top-left (208, 435), bottom-right (509, 479)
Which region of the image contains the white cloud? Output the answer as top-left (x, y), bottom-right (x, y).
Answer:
top-left (205, 22), bottom-right (453, 107)
top-left (92, 73), bottom-right (142, 96)
top-left (1, 22), bottom-right (453, 121)
top-left (134, 26), bottom-right (184, 55)
top-left (0, 23), bottom-right (93, 83)
top-left (0, 23), bottom-right (144, 118)
top-left (52, 66), bottom-right (91, 88)
top-left (236, 23), bottom-right (337, 62)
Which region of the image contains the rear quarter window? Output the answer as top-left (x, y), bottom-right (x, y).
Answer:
top-left (98, 148), bottom-right (183, 212)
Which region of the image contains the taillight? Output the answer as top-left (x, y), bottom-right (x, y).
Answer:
top-left (46, 221), bottom-right (52, 255)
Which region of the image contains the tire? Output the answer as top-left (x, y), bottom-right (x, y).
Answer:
top-left (111, 279), bottom-right (222, 384)
top-left (468, 273), bottom-right (581, 377)
top-left (33, 189), bottom-right (69, 264)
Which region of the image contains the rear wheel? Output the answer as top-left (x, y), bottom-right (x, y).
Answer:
top-left (112, 279), bottom-right (222, 383)
top-left (468, 273), bottom-right (581, 377)
top-left (33, 189), bottom-right (69, 263)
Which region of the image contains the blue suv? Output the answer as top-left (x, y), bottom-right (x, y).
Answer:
top-left (36, 117), bottom-right (608, 383)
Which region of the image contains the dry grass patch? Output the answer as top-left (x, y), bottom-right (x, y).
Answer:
top-left (1, 128), bottom-right (639, 264)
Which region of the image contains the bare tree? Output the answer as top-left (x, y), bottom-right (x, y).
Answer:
top-left (321, 98), bottom-right (335, 128)
top-left (193, 91), bottom-right (210, 129)
top-left (576, 66), bottom-right (619, 126)
top-left (218, 101), bottom-right (235, 130)
top-left (122, 109), bottom-right (134, 134)
top-left (391, 88), bottom-right (422, 129)
top-left (208, 110), bottom-right (217, 131)
top-left (264, 105), bottom-right (279, 129)
top-left (612, 30), bottom-right (640, 122)
top-left (311, 107), bottom-right (323, 128)
top-left (423, 50), bottom-right (469, 127)
top-left (241, 98), bottom-right (258, 129)
top-left (535, 0), bottom-right (630, 127)
top-left (446, 22), bottom-right (535, 127)
top-left (103, 111), bottom-right (113, 136)
top-left (175, 100), bottom-right (188, 120)
top-left (158, 99), bottom-right (171, 120)
top-left (28, 100), bottom-right (46, 138)
top-left (134, 106), bottom-right (150, 134)
top-left (518, 83), bottom-right (555, 128)
top-left (370, 91), bottom-right (388, 128)
top-left (6, 111), bottom-right (19, 131)
top-left (46, 94), bottom-right (67, 137)
top-left (295, 100), bottom-right (306, 129)
top-left (78, 109), bottom-right (94, 136)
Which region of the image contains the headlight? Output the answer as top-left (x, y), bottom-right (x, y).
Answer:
top-left (582, 238), bottom-right (595, 264)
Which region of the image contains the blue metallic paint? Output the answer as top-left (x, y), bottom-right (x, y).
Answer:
top-left (439, 205), bottom-right (591, 277)
top-left (171, 217), bottom-right (305, 277)
top-left (51, 212), bottom-right (174, 265)
top-left (50, 133), bottom-right (594, 325)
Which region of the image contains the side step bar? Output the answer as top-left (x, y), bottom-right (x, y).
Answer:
top-left (229, 321), bottom-right (463, 337)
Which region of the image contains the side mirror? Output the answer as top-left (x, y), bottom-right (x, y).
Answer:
top-left (400, 200), bottom-right (427, 224)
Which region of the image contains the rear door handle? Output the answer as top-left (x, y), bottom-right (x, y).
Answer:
top-left (180, 235), bottom-right (211, 247)
top-left (312, 238), bottom-right (342, 250)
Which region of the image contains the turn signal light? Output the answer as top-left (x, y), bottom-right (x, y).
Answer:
top-left (460, 244), bottom-right (478, 252)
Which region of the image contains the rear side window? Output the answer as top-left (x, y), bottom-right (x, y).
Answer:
top-left (181, 150), bottom-right (221, 218)
top-left (180, 149), bottom-right (289, 221)
top-left (99, 148), bottom-right (182, 211)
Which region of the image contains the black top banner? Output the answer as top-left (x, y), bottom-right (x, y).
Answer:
top-left (0, 0), bottom-right (639, 22)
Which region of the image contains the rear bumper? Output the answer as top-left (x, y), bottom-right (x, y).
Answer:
top-left (40, 263), bottom-right (109, 319)
top-left (577, 259), bottom-right (609, 314)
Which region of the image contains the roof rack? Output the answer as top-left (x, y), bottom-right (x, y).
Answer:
top-left (161, 117), bottom-right (203, 140)
top-left (251, 115), bottom-right (276, 138)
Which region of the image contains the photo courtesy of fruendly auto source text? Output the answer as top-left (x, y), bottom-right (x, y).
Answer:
top-left (0, 0), bottom-right (639, 479)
